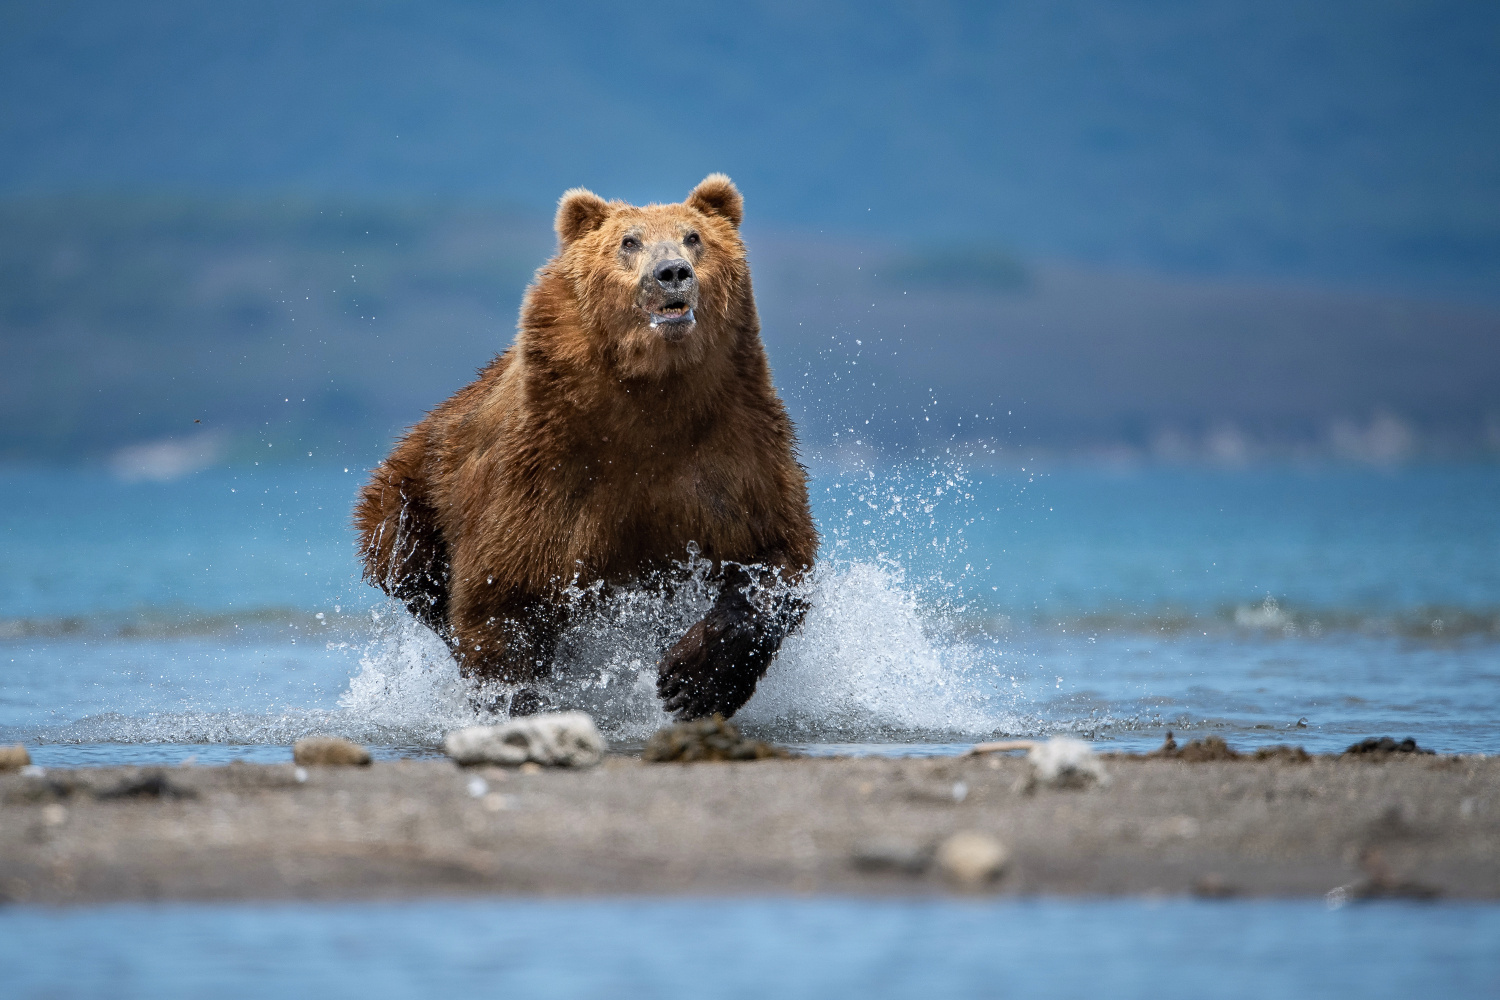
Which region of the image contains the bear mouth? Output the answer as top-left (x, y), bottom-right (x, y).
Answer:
top-left (648, 302), bottom-right (695, 328)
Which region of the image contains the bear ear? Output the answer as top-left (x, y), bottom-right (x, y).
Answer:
top-left (686, 174), bottom-right (743, 229)
top-left (555, 187), bottom-right (611, 244)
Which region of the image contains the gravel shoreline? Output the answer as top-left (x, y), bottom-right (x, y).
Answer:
top-left (2, 753), bottom-right (1496, 904)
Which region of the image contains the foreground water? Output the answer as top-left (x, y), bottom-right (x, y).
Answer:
top-left (2, 898), bottom-right (1496, 998)
top-left (2, 462), bottom-right (1497, 764)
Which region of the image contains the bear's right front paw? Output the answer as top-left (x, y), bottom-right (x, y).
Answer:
top-left (656, 605), bottom-right (763, 721)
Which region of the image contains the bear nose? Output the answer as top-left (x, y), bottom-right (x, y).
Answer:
top-left (654, 258), bottom-right (695, 290)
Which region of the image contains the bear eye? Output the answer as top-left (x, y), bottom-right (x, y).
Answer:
top-left (621, 236), bottom-right (641, 252)
top-left (684, 232), bottom-right (701, 247)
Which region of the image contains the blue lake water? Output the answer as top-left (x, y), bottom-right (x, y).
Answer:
top-left (2, 461), bottom-right (1498, 764)
top-left (2, 898), bottom-right (1497, 999)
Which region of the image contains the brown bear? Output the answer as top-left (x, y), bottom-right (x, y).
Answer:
top-left (354, 175), bottom-right (818, 720)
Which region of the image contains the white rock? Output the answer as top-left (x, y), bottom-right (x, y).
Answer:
top-left (936, 831), bottom-right (1009, 885)
top-left (1026, 737), bottom-right (1110, 790)
top-left (444, 711), bottom-right (605, 768)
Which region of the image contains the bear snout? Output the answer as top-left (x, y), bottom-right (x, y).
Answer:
top-left (640, 252), bottom-right (699, 335)
top-left (654, 258), bottom-right (695, 291)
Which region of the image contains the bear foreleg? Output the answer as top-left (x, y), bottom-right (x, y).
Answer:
top-left (450, 596), bottom-right (568, 686)
top-left (355, 463), bottom-right (451, 641)
top-left (656, 565), bottom-right (808, 720)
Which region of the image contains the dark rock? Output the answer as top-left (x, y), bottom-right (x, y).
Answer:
top-left (3, 770), bottom-right (95, 804)
top-left (1149, 732), bottom-right (1241, 761)
top-left (1253, 745), bottom-right (1312, 763)
top-left (1342, 847), bottom-right (1442, 901)
top-left (851, 839), bottom-right (934, 875)
top-left (1344, 737), bottom-right (1435, 756)
top-left (96, 770), bottom-right (196, 800)
top-left (1193, 873), bottom-right (1240, 898)
top-left (642, 716), bottom-right (789, 763)
top-left (1365, 803), bottom-right (1425, 843)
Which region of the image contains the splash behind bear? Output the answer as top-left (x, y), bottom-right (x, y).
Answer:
top-left (355, 175), bottom-right (817, 720)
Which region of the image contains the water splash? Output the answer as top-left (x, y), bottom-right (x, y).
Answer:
top-left (740, 560), bottom-right (1009, 740)
top-left (331, 549), bottom-right (1016, 747)
top-left (335, 608), bottom-right (473, 743)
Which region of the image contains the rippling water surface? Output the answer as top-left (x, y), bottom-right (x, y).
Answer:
top-left (2, 462), bottom-right (1497, 764)
top-left (2, 898), bottom-right (1497, 999)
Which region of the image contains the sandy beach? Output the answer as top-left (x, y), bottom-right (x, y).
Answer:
top-left (2, 750), bottom-right (1495, 904)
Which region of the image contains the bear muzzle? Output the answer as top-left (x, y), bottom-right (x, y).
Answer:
top-left (640, 255), bottom-right (699, 339)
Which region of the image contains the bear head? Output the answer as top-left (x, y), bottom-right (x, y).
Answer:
top-left (548, 174), bottom-right (752, 380)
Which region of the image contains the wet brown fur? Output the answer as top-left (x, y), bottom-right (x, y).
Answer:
top-left (354, 175), bottom-right (817, 717)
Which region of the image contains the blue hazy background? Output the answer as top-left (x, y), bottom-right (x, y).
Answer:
top-left (2, 0), bottom-right (1499, 466)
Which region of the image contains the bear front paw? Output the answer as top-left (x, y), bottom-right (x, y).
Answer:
top-left (657, 604), bottom-right (766, 721)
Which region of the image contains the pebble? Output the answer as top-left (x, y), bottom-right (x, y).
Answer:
top-left (444, 712), bottom-right (605, 768)
top-left (851, 839), bottom-right (933, 874)
top-left (1150, 732), bottom-right (1311, 763)
top-left (935, 831), bottom-right (1009, 886)
top-left (1193, 873), bottom-right (1238, 898)
top-left (642, 716), bottom-right (785, 762)
top-left (0, 744), bottom-right (31, 770)
top-left (1027, 737), bottom-right (1110, 790)
top-left (1150, 732), bottom-right (1239, 761)
top-left (1344, 737), bottom-right (1435, 756)
top-left (292, 736), bottom-right (372, 767)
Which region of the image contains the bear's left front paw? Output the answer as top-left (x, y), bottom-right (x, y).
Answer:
top-left (657, 605), bottom-right (764, 721)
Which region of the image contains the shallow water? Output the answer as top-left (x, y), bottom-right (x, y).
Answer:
top-left (2, 898), bottom-right (1496, 999)
top-left (2, 462), bottom-right (1497, 764)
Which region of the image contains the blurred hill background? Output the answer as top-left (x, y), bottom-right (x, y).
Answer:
top-left (2, 0), bottom-right (1498, 468)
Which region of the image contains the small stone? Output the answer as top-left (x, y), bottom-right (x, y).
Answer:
top-left (851, 839), bottom-right (934, 874)
top-left (935, 831), bottom-right (1009, 886)
top-left (1026, 737), bottom-right (1110, 790)
top-left (97, 770), bottom-right (195, 800)
top-left (1150, 733), bottom-right (1241, 761)
top-left (293, 736), bottom-right (372, 767)
top-left (1254, 744), bottom-right (1312, 763)
top-left (1193, 873), bottom-right (1238, 898)
top-left (444, 711), bottom-right (605, 768)
top-left (642, 716), bottom-right (788, 763)
top-left (41, 803), bottom-right (67, 827)
top-left (1344, 736), bottom-right (1435, 757)
top-left (0, 744), bottom-right (31, 770)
